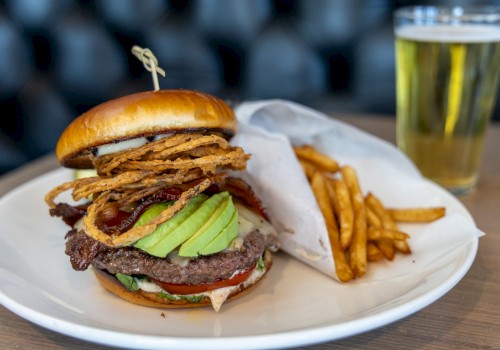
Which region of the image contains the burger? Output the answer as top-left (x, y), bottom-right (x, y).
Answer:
top-left (45, 89), bottom-right (279, 311)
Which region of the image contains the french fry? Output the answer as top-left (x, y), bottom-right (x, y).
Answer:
top-left (365, 193), bottom-right (397, 260)
top-left (367, 242), bottom-right (384, 262)
top-left (367, 227), bottom-right (410, 241)
top-left (324, 177), bottom-right (338, 213)
top-left (341, 166), bottom-right (367, 278)
top-left (326, 178), bottom-right (354, 250)
top-left (366, 205), bottom-right (382, 227)
top-left (376, 239), bottom-right (396, 261)
top-left (310, 171), bottom-right (354, 282)
top-left (366, 192), bottom-right (412, 255)
top-left (393, 239), bottom-right (412, 254)
top-left (292, 143), bottom-right (444, 282)
top-left (365, 193), bottom-right (396, 229)
top-left (293, 145), bottom-right (339, 173)
top-left (388, 207), bottom-right (446, 223)
top-left (297, 159), bottom-right (317, 180)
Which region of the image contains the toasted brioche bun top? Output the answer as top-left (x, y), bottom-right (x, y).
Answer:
top-left (56, 89), bottom-right (238, 168)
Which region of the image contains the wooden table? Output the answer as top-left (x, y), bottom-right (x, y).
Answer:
top-left (0, 116), bottom-right (499, 350)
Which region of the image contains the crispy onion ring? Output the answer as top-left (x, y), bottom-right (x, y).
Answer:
top-left (46, 133), bottom-right (250, 247)
top-left (116, 149), bottom-right (248, 174)
top-left (95, 134), bottom-right (233, 176)
top-left (94, 134), bottom-right (203, 176)
top-left (73, 171), bottom-right (153, 202)
top-left (146, 134), bottom-right (229, 161)
top-left (45, 133), bottom-right (249, 208)
top-left (45, 176), bottom-right (101, 209)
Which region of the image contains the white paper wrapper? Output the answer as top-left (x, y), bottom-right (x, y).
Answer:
top-left (231, 100), bottom-right (483, 281)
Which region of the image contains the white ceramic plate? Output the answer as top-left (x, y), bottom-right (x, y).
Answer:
top-left (0, 168), bottom-right (478, 349)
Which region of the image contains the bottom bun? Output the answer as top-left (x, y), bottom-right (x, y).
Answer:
top-left (93, 250), bottom-right (273, 309)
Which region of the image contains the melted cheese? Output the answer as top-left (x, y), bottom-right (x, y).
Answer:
top-left (96, 134), bottom-right (173, 156)
top-left (153, 133), bottom-right (173, 141)
top-left (206, 288), bottom-right (233, 312)
top-left (228, 237), bottom-right (244, 250)
top-left (137, 279), bottom-right (163, 293)
top-left (235, 203), bottom-right (277, 237)
top-left (96, 138), bottom-right (149, 156)
top-left (167, 250), bottom-right (191, 267)
top-left (74, 217), bottom-right (84, 231)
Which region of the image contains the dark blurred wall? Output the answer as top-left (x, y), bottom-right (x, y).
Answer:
top-left (1, 0), bottom-right (500, 174)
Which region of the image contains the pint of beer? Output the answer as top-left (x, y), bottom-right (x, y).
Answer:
top-left (394, 7), bottom-right (500, 195)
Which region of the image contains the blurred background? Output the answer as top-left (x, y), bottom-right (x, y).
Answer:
top-left (1, 0), bottom-right (500, 175)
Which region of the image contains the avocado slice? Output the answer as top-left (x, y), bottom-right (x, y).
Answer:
top-left (134, 202), bottom-right (173, 227)
top-left (199, 208), bottom-right (239, 255)
top-left (140, 191), bottom-right (231, 258)
top-left (134, 194), bottom-right (207, 252)
top-left (178, 194), bottom-right (235, 257)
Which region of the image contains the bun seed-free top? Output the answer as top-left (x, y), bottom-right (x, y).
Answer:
top-left (56, 90), bottom-right (238, 168)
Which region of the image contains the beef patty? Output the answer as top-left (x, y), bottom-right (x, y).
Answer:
top-left (66, 229), bottom-right (279, 285)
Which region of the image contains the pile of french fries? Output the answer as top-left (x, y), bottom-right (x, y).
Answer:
top-left (293, 144), bottom-right (446, 282)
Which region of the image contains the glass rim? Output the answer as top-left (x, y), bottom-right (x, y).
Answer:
top-left (394, 6), bottom-right (500, 23)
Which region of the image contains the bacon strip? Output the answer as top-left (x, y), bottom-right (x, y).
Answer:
top-left (222, 177), bottom-right (269, 220)
top-left (84, 177), bottom-right (215, 247)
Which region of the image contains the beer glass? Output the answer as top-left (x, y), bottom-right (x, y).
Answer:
top-left (394, 6), bottom-right (500, 195)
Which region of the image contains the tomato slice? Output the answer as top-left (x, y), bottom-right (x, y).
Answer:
top-left (153, 263), bottom-right (256, 295)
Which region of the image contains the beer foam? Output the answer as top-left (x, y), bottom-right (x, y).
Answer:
top-left (396, 25), bottom-right (500, 43)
